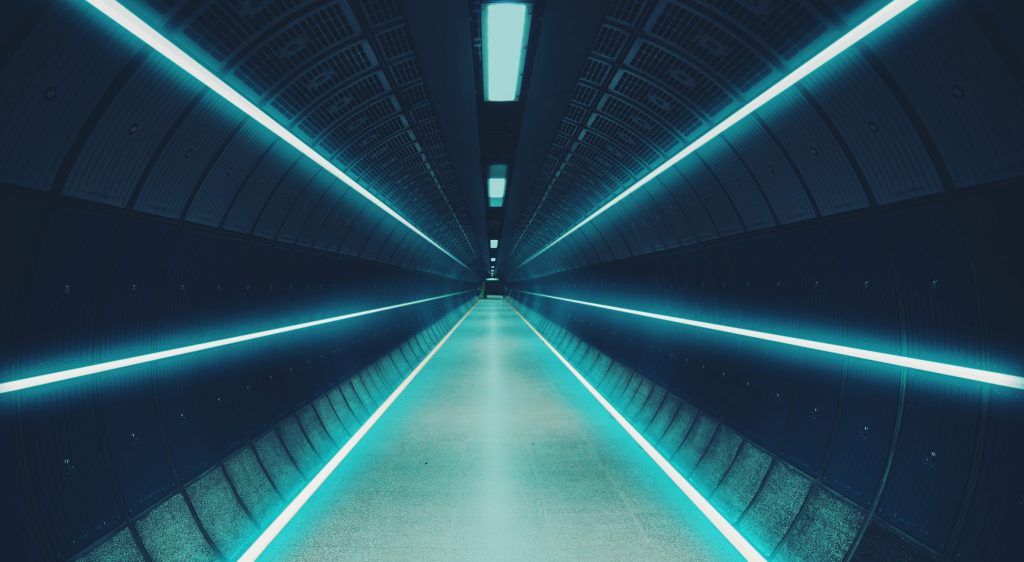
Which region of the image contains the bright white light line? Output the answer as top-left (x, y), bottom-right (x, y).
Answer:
top-left (521, 292), bottom-right (1024, 390)
top-left (238, 301), bottom-right (477, 561)
top-left (509, 302), bottom-right (765, 562)
top-left (82, 0), bottom-right (468, 270)
top-left (0, 292), bottom-right (471, 395)
top-left (519, 0), bottom-right (919, 268)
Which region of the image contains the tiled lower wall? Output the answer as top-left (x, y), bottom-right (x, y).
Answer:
top-left (511, 297), bottom-right (868, 562)
top-left (75, 300), bottom-right (474, 561)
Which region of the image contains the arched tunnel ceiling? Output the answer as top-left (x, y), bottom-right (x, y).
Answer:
top-left (1, 1), bottom-right (1024, 560)
top-left (499, 0), bottom-right (1024, 279)
top-left (0, 0), bottom-right (486, 279)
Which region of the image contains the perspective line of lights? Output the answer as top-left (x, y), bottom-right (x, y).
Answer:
top-left (508, 302), bottom-right (765, 562)
top-left (81, 0), bottom-right (469, 270)
top-left (238, 301), bottom-right (477, 561)
top-left (0, 292), bottom-right (472, 395)
top-left (520, 292), bottom-right (1024, 390)
top-left (518, 0), bottom-right (919, 268)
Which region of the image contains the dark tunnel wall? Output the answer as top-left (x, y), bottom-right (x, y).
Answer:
top-left (0, 0), bottom-right (1022, 560)
top-left (505, 0), bottom-right (1024, 275)
top-left (0, 181), bottom-right (477, 558)
top-left (0, 0), bottom-right (482, 559)
top-left (0, 0), bottom-right (484, 277)
top-left (506, 0), bottom-right (1024, 560)
top-left (510, 182), bottom-right (1024, 559)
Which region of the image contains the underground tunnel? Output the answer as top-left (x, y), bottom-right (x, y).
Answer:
top-left (1, 0), bottom-right (1023, 560)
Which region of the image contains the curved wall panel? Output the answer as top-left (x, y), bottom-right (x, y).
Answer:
top-left (0, 0), bottom-right (482, 278)
top-left (503, 0), bottom-right (1024, 275)
top-left (509, 181), bottom-right (1024, 559)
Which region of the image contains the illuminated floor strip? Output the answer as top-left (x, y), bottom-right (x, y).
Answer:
top-left (0, 292), bottom-right (470, 395)
top-left (508, 301), bottom-right (766, 562)
top-left (82, 0), bottom-right (469, 270)
top-left (518, 0), bottom-right (919, 268)
top-left (520, 292), bottom-right (1024, 390)
top-left (237, 301), bottom-right (477, 561)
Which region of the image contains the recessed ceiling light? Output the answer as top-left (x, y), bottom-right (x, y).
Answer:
top-left (482, 3), bottom-right (530, 102)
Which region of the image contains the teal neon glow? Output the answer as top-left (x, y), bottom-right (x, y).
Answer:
top-left (482, 3), bottom-right (530, 102)
top-left (81, 0), bottom-right (468, 270)
top-left (0, 292), bottom-right (470, 395)
top-left (238, 302), bottom-right (476, 561)
top-left (490, 239), bottom-right (499, 249)
top-left (521, 292), bottom-right (1024, 390)
top-left (518, 0), bottom-right (919, 267)
top-left (510, 303), bottom-right (766, 562)
top-left (488, 164), bottom-right (508, 207)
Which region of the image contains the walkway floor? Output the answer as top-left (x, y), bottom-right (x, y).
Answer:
top-left (261, 298), bottom-right (740, 561)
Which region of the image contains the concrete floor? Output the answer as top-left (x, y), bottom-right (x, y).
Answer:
top-left (261, 298), bottom-right (741, 561)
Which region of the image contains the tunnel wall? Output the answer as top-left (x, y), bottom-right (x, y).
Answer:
top-left (513, 301), bottom-right (872, 561)
top-left (0, 2), bottom-right (485, 558)
top-left (0, 1), bottom-right (482, 277)
top-left (503, 0), bottom-right (1024, 274)
top-left (508, 183), bottom-right (1024, 560)
top-left (1, 292), bottom-right (474, 561)
top-left (503, 2), bottom-right (1024, 559)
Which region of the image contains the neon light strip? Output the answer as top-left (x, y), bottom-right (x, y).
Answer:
top-left (238, 301), bottom-right (477, 561)
top-left (518, 0), bottom-right (919, 268)
top-left (520, 292), bottom-right (1024, 390)
top-left (0, 292), bottom-right (471, 395)
top-left (508, 301), bottom-right (765, 562)
top-left (81, 0), bottom-right (468, 270)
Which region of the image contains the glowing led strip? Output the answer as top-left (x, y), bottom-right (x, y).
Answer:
top-left (238, 301), bottom-right (477, 561)
top-left (520, 292), bottom-right (1024, 390)
top-left (518, 0), bottom-right (919, 267)
top-left (509, 302), bottom-right (765, 562)
top-left (0, 292), bottom-right (471, 394)
top-left (81, 0), bottom-right (468, 270)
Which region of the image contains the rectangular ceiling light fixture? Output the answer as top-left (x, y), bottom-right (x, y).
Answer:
top-left (521, 291), bottom-right (1024, 390)
top-left (491, 257), bottom-right (497, 262)
top-left (490, 239), bottom-right (499, 249)
top-left (482, 2), bottom-right (531, 102)
top-left (488, 164), bottom-right (508, 207)
top-left (517, 0), bottom-right (919, 268)
top-left (82, 0), bottom-right (468, 271)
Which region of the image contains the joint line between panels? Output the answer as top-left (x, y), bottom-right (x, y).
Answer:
top-left (237, 300), bottom-right (478, 561)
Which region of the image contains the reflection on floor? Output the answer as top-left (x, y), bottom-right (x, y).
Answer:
top-left (260, 299), bottom-right (740, 560)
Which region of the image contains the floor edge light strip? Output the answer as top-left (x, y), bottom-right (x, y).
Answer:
top-left (238, 300), bottom-right (478, 561)
top-left (518, 0), bottom-right (919, 268)
top-left (520, 292), bottom-right (1024, 390)
top-left (82, 0), bottom-right (469, 270)
top-left (508, 301), bottom-right (765, 562)
top-left (0, 292), bottom-right (472, 395)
